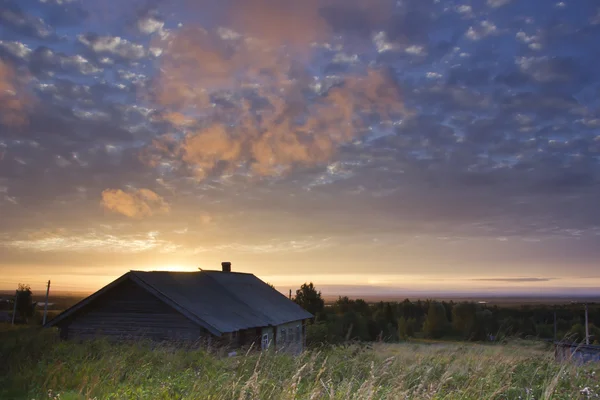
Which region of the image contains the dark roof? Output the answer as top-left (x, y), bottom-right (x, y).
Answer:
top-left (46, 270), bottom-right (313, 336)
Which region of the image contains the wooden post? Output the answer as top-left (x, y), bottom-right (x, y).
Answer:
top-left (11, 290), bottom-right (17, 325)
top-left (585, 303), bottom-right (590, 345)
top-left (43, 280), bottom-right (51, 325)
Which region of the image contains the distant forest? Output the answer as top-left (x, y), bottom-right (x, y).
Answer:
top-left (294, 283), bottom-right (600, 345)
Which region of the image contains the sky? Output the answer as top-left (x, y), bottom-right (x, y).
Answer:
top-left (1, 0), bottom-right (600, 296)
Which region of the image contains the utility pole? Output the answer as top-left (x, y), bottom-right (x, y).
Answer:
top-left (585, 303), bottom-right (590, 345)
top-left (42, 280), bottom-right (51, 325)
top-left (289, 289), bottom-right (292, 300)
top-left (11, 289), bottom-right (17, 325)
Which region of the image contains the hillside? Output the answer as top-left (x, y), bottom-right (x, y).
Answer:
top-left (1, 326), bottom-right (598, 399)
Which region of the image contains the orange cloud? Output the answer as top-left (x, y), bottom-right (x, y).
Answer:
top-left (147, 67), bottom-right (404, 179)
top-left (225, 0), bottom-right (329, 50)
top-left (101, 188), bottom-right (170, 219)
top-left (144, 0), bottom-right (407, 180)
top-left (0, 60), bottom-right (30, 128)
top-left (154, 27), bottom-right (233, 109)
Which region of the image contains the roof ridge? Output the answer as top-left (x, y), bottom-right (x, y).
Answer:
top-left (130, 270), bottom-right (255, 275)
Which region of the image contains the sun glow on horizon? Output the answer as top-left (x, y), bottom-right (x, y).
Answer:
top-left (150, 265), bottom-right (199, 272)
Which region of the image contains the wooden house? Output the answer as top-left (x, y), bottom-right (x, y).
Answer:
top-left (45, 263), bottom-right (313, 353)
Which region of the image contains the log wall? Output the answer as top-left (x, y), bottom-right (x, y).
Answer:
top-left (58, 278), bottom-right (205, 342)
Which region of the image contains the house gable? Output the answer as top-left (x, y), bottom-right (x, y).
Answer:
top-left (46, 273), bottom-right (222, 337)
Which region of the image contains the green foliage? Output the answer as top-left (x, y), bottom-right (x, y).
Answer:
top-left (16, 283), bottom-right (36, 323)
top-left (422, 301), bottom-right (450, 339)
top-left (294, 282), bottom-right (324, 316)
top-left (397, 316), bottom-right (411, 339)
top-left (568, 323), bottom-right (586, 342)
top-left (452, 302), bottom-right (478, 339)
top-left (1, 327), bottom-right (598, 400)
top-left (306, 322), bottom-right (329, 346)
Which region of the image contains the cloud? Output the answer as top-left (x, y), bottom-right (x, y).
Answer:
top-left (0, 3), bottom-right (57, 40)
top-left (137, 15), bottom-right (165, 35)
top-left (224, 0), bottom-right (329, 50)
top-left (465, 21), bottom-right (498, 41)
top-left (0, 59), bottom-right (30, 128)
top-left (146, 10), bottom-right (407, 181)
top-left (516, 56), bottom-right (579, 83)
top-left (0, 40), bottom-right (33, 61)
top-left (78, 34), bottom-right (147, 61)
top-left (29, 47), bottom-right (103, 76)
top-left (1, 229), bottom-right (180, 254)
top-left (472, 277), bottom-right (555, 282)
top-left (101, 188), bottom-right (170, 218)
top-left (146, 67), bottom-right (405, 179)
top-left (320, 0), bottom-right (396, 37)
top-left (487, 0), bottom-right (513, 7)
top-left (215, 237), bottom-right (333, 254)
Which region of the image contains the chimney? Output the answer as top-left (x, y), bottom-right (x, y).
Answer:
top-left (221, 262), bottom-right (231, 273)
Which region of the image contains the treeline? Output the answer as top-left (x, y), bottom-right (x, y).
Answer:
top-left (293, 284), bottom-right (600, 345)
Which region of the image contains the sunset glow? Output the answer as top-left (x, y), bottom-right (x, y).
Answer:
top-left (1, 0), bottom-right (600, 298)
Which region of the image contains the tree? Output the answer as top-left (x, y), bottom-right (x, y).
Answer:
top-left (16, 283), bottom-right (36, 323)
top-left (452, 302), bottom-right (478, 339)
top-left (398, 316), bottom-right (409, 339)
top-left (294, 282), bottom-right (324, 317)
top-left (422, 301), bottom-right (450, 339)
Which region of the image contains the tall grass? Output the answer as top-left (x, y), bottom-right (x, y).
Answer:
top-left (0, 325), bottom-right (598, 399)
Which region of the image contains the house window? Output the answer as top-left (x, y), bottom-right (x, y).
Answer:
top-left (296, 325), bottom-right (301, 342)
top-left (281, 328), bottom-right (287, 345)
top-left (262, 333), bottom-right (269, 350)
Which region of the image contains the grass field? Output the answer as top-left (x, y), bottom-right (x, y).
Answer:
top-left (1, 325), bottom-right (598, 400)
